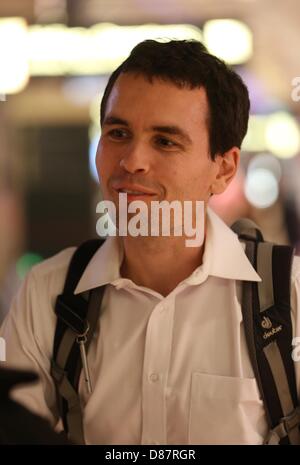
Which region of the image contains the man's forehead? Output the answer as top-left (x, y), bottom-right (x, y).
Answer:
top-left (110, 72), bottom-right (207, 98)
top-left (105, 72), bottom-right (209, 125)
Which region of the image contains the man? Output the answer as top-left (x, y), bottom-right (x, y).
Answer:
top-left (1, 39), bottom-right (300, 445)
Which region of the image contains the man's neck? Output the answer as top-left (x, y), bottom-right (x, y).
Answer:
top-left (120, 234), bottom-right (206, 297)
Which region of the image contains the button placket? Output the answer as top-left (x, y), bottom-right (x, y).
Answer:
top-left (141, 299), bottom-right (175, 445)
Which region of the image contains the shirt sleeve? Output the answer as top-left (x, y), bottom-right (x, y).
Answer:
top-left (290, 255), bottom-right (300, 399)
top-left (0, 267), bottom-right (59, 427)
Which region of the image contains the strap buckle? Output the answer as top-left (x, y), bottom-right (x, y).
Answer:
top-left (282, 406), bottom-right (300, 434)
top-left (264, 406), bottom-right (300, 445)
top-left (55, 294), bottom-right (89, 335)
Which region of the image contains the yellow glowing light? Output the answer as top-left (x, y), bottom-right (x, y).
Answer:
top-left (265, 112), bottom-right (300, 159)
top-left (203, 19), bottom-right (253, 64)
top-left (242, 113), bottom-right (300, 158)
top-left (0, 18), bottom-right (29, 94)
top-left (28, 23), bottom-right (203, 76)
top-left (242, 115), bottom-right (269, 152)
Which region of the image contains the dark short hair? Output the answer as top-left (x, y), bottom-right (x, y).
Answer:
top-left (100, 39), bottom-right (250, 160)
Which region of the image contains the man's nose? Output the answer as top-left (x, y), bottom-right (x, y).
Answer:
top-left (119, 143), bottom-right (151, 174)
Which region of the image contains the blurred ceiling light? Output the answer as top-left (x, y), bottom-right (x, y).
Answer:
top-left (203, 19), bottom-right (253, 64)
top-left (0, 18), bottom-right (29, 94)
top-left (242, 115), bottom-right (268, 152)
top-left (265, 112), bottom-right (300, 159)
top-left (28, 23), bottom-right (202, 76)
top-left (248, 153), bottom-right (282, 182)
top-left (242, 112), bottom-right (300, 158)
top-left (245, 168), bottom-right (279, 209)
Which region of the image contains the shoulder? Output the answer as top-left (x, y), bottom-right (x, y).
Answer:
top-left (1, 247), bottom-right (77, 357)
top-left (30, 246), bottom-right (76, 284)
top-left (292, 255), bottom-right (300, 283)
top-left (10, 246), bottom-right (77, 322)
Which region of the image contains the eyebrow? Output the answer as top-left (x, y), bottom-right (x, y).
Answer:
top-left (103, 115), bottom-right (193, 146)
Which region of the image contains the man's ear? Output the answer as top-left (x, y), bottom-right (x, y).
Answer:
top-left (210, 147), bottom-right (240, 195)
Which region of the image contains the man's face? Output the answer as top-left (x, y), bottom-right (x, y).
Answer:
top-left (96, 72), bottom-right (222, 211)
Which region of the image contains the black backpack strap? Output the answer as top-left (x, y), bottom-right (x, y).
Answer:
top-left (232, 219), bottom-right (300, 445)
top-left (50, 239), bottom-right (106, 444)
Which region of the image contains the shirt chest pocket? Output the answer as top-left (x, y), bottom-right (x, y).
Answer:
top-left (188, 372), bottom-right (266, 445)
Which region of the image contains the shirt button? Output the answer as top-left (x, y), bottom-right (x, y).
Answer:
top-left (149, 373), bottom-right (159, 382)
top-left (145, 439), bottom-right (159, 445)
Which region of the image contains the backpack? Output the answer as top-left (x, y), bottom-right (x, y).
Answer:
top-left (50, 219), bottom-right (300, 445)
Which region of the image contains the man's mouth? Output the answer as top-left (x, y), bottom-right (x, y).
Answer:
top-left (112, 183), bottom-right (158, 199)
top-left (118, 189), bottom-right (154, 195)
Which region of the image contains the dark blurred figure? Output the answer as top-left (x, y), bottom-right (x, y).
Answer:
top-left (0, 366), bottom-right (72, 445)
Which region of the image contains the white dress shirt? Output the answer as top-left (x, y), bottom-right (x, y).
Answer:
top-left (1, 208), bottom-right (300, 445)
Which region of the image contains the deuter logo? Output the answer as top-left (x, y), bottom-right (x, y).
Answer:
top-left (261, 316), bottom-right (282, 340)
top-left (261, 316), bottom-right (272, 330)
top-left (0, 337), bottom-right (6, 361)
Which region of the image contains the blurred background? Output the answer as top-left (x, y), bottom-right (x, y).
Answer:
top-left (0, 0), bottom-right (300, 322)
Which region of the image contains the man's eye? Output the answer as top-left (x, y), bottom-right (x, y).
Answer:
top-left (155, 137), bottom-right (178, 149)
top-left (107, 129), bottom-right (129, 139)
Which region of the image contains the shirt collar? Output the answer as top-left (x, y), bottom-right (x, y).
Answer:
top-left (74, 207), bottom-right (261, 294)
top-left (199, 207), bottom-right (261, 282)
top-left (74, 235), bottom-right (124, 294)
